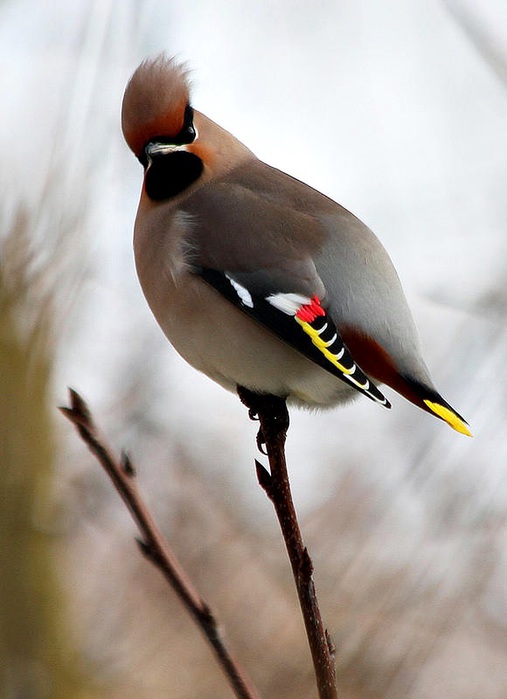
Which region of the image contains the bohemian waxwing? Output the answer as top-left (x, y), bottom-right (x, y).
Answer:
top-left (121, 55), bottom-right (471, 436)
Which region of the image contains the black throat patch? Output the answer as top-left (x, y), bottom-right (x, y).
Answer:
top-left (145, 150), bottom-right (204, 201)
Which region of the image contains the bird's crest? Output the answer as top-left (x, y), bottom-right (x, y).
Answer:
top-left (122, 54), bottom-right (191, 158)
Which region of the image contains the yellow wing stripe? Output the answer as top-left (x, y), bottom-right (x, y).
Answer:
top-left (295, 316), bottom-right (369, 390)
top-left (424, 400), bottom-right (472, 437)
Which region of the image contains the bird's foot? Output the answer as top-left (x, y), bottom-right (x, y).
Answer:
top-left (237, 386), bottom-right (289, 454)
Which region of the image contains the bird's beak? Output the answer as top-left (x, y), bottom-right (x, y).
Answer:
top-left (145, 141), bottom-right (185, 161)
top-left (145, 125), bottom-right (199, 165)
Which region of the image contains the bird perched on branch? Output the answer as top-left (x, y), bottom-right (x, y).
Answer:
top-left (121, 55), bottom-right (470, 436)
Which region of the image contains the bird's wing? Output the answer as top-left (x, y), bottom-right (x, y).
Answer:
top-left (198, 267), bottom-right (390, 407)
top-left (183, 162), bottom-right (390, 407)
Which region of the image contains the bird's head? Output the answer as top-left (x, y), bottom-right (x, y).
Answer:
top-left (122, 55), bottom-right (207, 200)
top-left (122, 54), bottom-right (254, 201)
top-left (122, 55), bottom-right (195, 164)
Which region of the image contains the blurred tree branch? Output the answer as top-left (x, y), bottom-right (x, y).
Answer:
top-left (60, 388), bottom-right (262, 699)
top-left (445, 0), bottom-right (507, 89)
top-left (0, 206), bottom-right (88, 699)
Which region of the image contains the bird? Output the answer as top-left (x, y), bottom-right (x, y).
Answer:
top-left (121, 55), bottom-right (471, 436)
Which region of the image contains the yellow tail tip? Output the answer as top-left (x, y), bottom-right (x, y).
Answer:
top-left (424, 400), bottom-right (472, 437)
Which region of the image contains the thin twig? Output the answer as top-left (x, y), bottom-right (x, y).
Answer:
top-left (60, 388), bottom-right (262, 699)
top-left (238, 387), bottom-right (338, 699)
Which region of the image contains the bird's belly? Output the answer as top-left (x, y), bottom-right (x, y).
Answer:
top-left (144, 273), bottom-right (356, 408)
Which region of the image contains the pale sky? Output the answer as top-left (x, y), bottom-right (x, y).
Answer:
top-left (1, 0), bottom-right (506, 516)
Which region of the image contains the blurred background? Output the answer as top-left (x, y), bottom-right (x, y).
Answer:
top-left (1, 1), bottom-right (506, 697)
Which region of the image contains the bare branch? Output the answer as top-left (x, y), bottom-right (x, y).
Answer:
top-left (60, 388), bottom-right (262, 699)
top-left (238, 387), bottom-right (338, 699)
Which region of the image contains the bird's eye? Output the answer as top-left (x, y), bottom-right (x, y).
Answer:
top-left (178, 104), bottom-right (197, 145)
top-left (139, 149), bottom-right (149, 169)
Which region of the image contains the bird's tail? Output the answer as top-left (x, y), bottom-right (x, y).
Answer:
top-left (422, 395), bottom-right (471, 436)
top-left (402, 378), bottom-right (472, 436)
